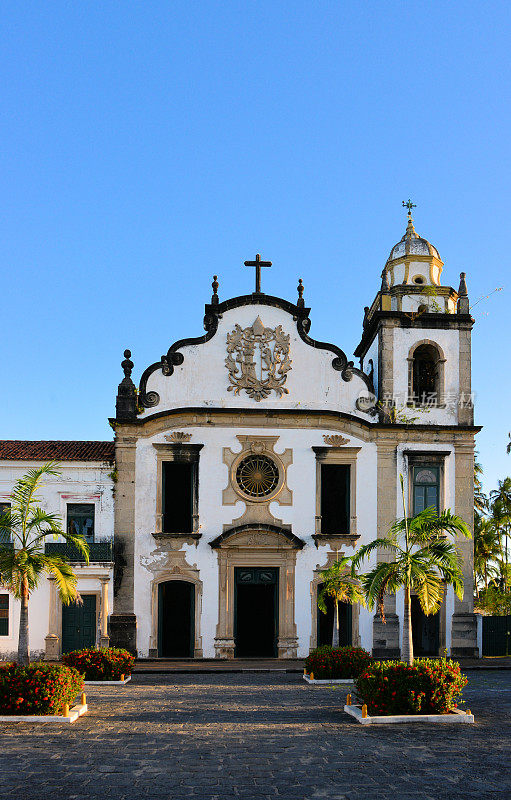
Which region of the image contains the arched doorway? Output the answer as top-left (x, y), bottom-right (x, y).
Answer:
top-left (316, 584), bottom-right (352, 648)
top-left (158, 580), bottom-right (195, 657)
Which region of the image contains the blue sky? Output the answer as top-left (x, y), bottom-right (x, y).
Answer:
top-left (1, 1), bottom-right (509, 493)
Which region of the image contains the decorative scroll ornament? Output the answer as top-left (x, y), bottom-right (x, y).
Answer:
top-left (165, 432), bottom-right (192, 443)
top-left (225, 316), bottom-right (292, 401)
top-left (323, 435), bottom-right (350, 446)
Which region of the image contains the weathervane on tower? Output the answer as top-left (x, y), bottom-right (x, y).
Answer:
top-left (244, 253), bottom-right (272, 294)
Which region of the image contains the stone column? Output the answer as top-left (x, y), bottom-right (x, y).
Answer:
top-left (44, 576), bottom-right (60, 661)
top-left (109, 429), bottom-right (138, 653)
top-left (372, 437), bottom-right (400, 658)
top-left (451, 437), bottom-right (478, 657)
top-left (99, 578), bottom-right (110, 649)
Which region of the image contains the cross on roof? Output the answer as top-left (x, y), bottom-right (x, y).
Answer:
top-left (402, 199), bottom-right (417, 216)
top-left (244, 253), bottom-right (272, 294)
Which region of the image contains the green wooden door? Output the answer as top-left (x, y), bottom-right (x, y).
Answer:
top-left (61, 595), bottom-right (97, 653)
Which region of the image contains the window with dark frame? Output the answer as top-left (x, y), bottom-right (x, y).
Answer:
top-left (67, 503), bottom-right (95, 543)
top-left (162, 462), bottom-right (195, 533)
top-left (0, 594), bottom-right (9, 636)
top-left (412, 466), bottom-right (440, 515)
top-left (0, 503), bottom-right (11, 543)
top-left (412, 344), bottom-right (439, 404)
top-left (320, 464), bottom-right (350, 535)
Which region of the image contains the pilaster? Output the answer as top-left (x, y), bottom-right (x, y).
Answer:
top-left (451, 437), bottom-right (478, 657)
top-left (109, 429), bottom-right (137, 653)
top-left (372, 438), bottom-right (400, 658)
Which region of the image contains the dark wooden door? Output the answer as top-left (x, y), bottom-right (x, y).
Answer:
top-left (158, 581), bottom-right (195, 657)
top-left (234, 568), bottom-right (278, 658)
top-left (61, 594), bottom-right (97, 653)
top-left (482, 615), bottom-right (511, 656)
top-left (411, 595), bottom-right (440, 656)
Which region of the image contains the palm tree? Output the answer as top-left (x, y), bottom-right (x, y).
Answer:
top-left (490, 478), bottom-right (511, 593)
top-left (317, 555), bottom-right (365, 648)
top-left (352, 475), bottom-right (470, 666)
top-left (474, 517), bottom-right (501, 595)
top-left (0, 463), bottom-right (89, 665)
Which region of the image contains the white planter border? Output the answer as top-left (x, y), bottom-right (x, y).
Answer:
top-left (303, 674), bottom-right (354, 685)
top-left (0, 702), bottom-right (88, 724)
top-left (83, 675), bottom-right (131, 685)
top-left (344, 704), bottom-right (474, 725)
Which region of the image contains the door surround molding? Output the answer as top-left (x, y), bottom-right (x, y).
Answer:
top-left (212, 527), bottom-right (300, 659)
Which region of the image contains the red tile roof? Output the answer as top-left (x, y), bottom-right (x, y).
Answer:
top-left (0, 441), bottom-right (115, 462)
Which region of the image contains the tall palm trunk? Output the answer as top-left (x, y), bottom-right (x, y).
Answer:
top-left (402, 585), bottom-right (414, 666)
top-left (17, 577), bottom-right (30, 666)
top-left (332, 598), bottom-right (340, 648)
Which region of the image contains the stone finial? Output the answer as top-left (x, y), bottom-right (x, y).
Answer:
top-left (297, 278), bottom-right (304, 308)
top-left (457, 272), bottom-right (470, 314)
top-left (363, 306), bottom-right (370, 328)
top-left (116, 349), bottom-right (137, 421)
top-left (121, 349), bottom-right (134, 379)
top-left (211, 275), bottom-right (219, 305)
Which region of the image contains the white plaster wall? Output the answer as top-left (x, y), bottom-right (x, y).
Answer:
top-left (133, 425), bottom-right (378, 658)
top-left (392, 327), bottom-right (460, 424)
top-left (0, 461), bottom-right (114, 659)
top-left (144, 304), bottom-right (373, 419)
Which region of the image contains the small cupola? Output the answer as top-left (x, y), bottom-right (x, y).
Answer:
top-left (385, 201), bottom-right (443, 289)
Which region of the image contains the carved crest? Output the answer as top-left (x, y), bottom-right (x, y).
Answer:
top-left (225, 316), bottom-right (292, 401)
top-left (323, 435), bottom-right (350, 446)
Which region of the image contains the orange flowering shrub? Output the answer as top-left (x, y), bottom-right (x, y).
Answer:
top-left (355, 658), bottom-right (468, 715)
top-left (305, 646), bottom-right (373, 679)
top-left (62, 647), bottom-right (134, 680)
top-left (0, 663), bottom-right (83, 715)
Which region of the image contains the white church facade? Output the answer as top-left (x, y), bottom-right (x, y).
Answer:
top-left (0, 211), bottom-right (480, 660)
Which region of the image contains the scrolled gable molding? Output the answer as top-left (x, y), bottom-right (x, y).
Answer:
top-left (137, 292), bottom-right (375, 409)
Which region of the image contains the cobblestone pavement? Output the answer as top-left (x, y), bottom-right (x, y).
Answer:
top-left (0, 671), bottom-right (510, 800)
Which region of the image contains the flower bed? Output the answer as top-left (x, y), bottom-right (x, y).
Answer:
top-left (354, 658), bottom-right (468, 716)
top-left (305, 646), bottom-right (373, 680)
top-left (0, 663), bottom-right (83, 716)
top-left (62, 647), bottom-right (135, 681)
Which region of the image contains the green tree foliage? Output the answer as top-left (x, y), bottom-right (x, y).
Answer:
top-left (353, 475), bottom-right (470, 666)
top-left (317, 556), bottom-right (365, 648)
top-left (0, 463), bottom-right (89, 665)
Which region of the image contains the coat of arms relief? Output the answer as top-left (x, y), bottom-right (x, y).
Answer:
top-left (225, 316), bottom-right (292, 401)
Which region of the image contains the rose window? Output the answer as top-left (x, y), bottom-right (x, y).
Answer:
top-left (235, 454), bottom-right (280, 498)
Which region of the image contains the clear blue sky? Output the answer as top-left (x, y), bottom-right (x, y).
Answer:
top-left (1, 1), bottom-right (509, 493)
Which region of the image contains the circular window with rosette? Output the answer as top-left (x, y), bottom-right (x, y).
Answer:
top-left (235, 453), bottom-right (281, 500)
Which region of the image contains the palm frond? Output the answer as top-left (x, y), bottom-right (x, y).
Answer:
top-left (45, 556), bottom-right (79, 604)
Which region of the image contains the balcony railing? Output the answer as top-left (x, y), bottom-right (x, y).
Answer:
top-left (44, 541), bottom-right (113, 562)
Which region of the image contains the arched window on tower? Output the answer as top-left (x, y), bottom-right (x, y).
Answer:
top-left (408, 342), bottom-right (445, 408)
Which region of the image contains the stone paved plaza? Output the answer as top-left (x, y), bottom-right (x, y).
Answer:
top-left (1, 671), bottom-right (510, 800)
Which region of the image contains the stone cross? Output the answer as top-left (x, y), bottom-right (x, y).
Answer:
top-left (244, 253), bottom-right (272, 294)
